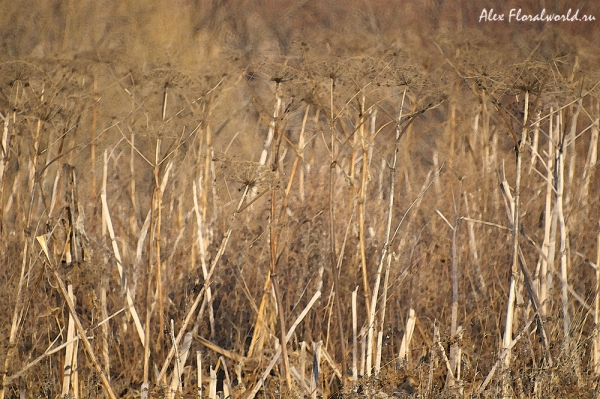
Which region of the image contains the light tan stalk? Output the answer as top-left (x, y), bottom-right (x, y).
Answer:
top-left (555, 109), bottom-right (571, 341)
top-left (62, 285), bottom-right (77, 398)
top-left (366, 88), bottom-right (405, 376)
top-left (101, 192), bottom-right (145, 345)
top-left (447, 180), bottom-right (462, 388)
top-left (193, 181), bottom-right (215, 338)
top-left (358, 94), bottom-right (372, 317)
top-left (352, 286), bottom-right (358, 381)
top-left (502, 91), bottom-right (529, 392)
top-left (538, 107), bottom-right (555, 316)
top-left (582, 100), bottom-right (599, 200)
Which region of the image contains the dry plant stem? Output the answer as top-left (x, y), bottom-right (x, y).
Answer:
top-left (565, 98), bottom-right (581, 203)
top-left (556, 110), bottom-right (571, 341)
top-left (352, 286), bottom-right (358, 381)
top-left (447, 181), bottom-right (462, 388)
top-left (366, 88), bottom-right (405, 376)
top-left (259, 82), bottom-right (281, 166)
top-left (582, 100), bottom-right (598, 199)
top-left (156, 185), bottom-right (250, 385)
top-left (267, 102), bottom-right (293, 391)
top-left (398, 309), bottom-right (416, 364)
top-left (327, 87), bottom-right (346, 374)
top-left (168, 327), bottom-right (194, 397)
top-left (130, 132), bottom-right (138, 227)
top-left (101, 193), bottom-right (145, 345)
top-left (143, 187), bottom-right (154, 385)
top-left (154, 140), bottom-right (166, 351)
top-left (299, 105), bottom-right (309, 203)
top-left (91, 76), bottom-right (97, 198)
top-left (376, 249), bottom-right (392, 372)
top-left (246, 272), bottom-right (272, 357)
top-left (502, 91), bottom-right (529, 373)
top-left (0, 112), bottom-right (9, 235)
top-left (62, 285), bottom-right (76, 397)
top-left (463, 194), bottom-right (487, 294)
top-left (209, 366), bottom-right (217, 399)
top-left (528, 110), bottom-right (541, 176)
top-left (36, 236), bottom-right (117, 399)
top-left (193, 181), bottom-right (215, 339)
top-left (100, 273), bottom-right (110, 379)
top-left (358, 95), bottom-right (372, 318)
top-left (197, 351), bottom-right (202, 399)
top-left (538, 108), bottom-right (555, 317)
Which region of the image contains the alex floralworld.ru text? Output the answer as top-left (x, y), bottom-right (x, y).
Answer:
top-left (479, 8), bottom-right (595, 23)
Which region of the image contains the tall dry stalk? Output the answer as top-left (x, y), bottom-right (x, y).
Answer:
top-left (447, 180), bottom-right (462, 389)
top-left (0, 112), bottom-right (9, 236)
top-left (366, 88), bottom-right (405, 376)
top-left (582, 100), bottom-right (599, 200)
top-left (555, 107), bottom-right (571, 342)
top-left (501, 91), bottom-right (530, 389)
top-left (537, 107), bottom-right (555, 317)
top-left (357, 94), bottom-right (372, 317)
top-left (326, 77), bottom-right (347, 375)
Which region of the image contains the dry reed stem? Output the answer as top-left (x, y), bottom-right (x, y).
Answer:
top-left (447, 179), bottom-right (462, 389)
top-left (101, 192), bottom-right (145, 345)
top-left (193, 180), bottom-right (215, 341)
top-left (398, 309), bottom-right (416, 365)
top-left (197, 351), bottom-right (202, 399)
top-left (352, 286), bottom-right (358, 381)
top-left (501, 91), bottom-right (530, 387)
top-left (61, 285), bottom-right (76, 398)
top-left (556, 108), bottom-right (571, 342)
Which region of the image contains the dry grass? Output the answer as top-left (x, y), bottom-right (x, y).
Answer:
top-left (1, 3), bottom-right (600, 399)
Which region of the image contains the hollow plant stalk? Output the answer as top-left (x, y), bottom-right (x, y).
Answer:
top-left (556, 108), bottom-right (571, 341)
top-left (448, 180), bottom-right (462, 388)
top-left (538, 108), bottom-right (555, 317)
top-left (61, 285), bottom-right (76, 397)
top-left (366, 88), bottom-right (405, 376)
top-left (582, 100), bottom-right (599, 200)
top-left (502, 91), bottom-right (529, 379)
top-left (193, 180), bottom-right (215, 339)
top-left (358, 94), bottom-right (372, 318)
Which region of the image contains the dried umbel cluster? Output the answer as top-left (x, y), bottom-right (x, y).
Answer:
top-left (214, 153), bottom-right (280, 192)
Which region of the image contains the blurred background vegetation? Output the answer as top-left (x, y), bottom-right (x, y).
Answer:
top-left (2, 0), bottom-right (599, 67)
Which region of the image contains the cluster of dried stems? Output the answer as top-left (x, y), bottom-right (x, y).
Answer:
top-left (1, 34), bottom-right (600, 399)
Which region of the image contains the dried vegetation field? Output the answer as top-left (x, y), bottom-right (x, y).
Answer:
top-left (1, 1), bottom-right (600, 398)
